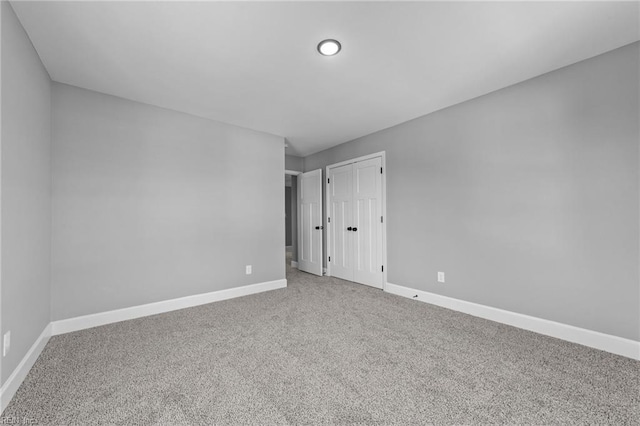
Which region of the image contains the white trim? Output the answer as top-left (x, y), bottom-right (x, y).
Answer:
top-left (0, 324), bottom-right (52, 413)
top-left (51, 279), bottom-right (287, 336)
top-left (291, 261), bottom-right (298, 268)
top-left (325, 151), bottom-right (386, 170)
top-left (285, 169), bottom-right (302, 176)
top-left (385, 283), bottom-right (640, 360)
top-left (325, 151), bottom-right (387, 289)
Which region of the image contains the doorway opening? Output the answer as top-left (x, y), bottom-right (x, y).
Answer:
top-left (284, 170), bottom-right (301, 272)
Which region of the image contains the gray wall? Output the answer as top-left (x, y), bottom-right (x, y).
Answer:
top-left (285, 155), bottom-right (303, 172)
top-left (305, 42), bottom-right (639, 341)
top-left (1, 1), bottom-right (52, 385)
top-left (52, 83), bottom-right (285, 320)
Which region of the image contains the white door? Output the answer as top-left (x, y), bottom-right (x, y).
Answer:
top-left (352, 158), bottom-right (383, 288)
top-left (298, 169), bottom-right (323, 276)
top-left (328, 164), bottom-right (353, 282)
top-left (327, 157), bottom-right (384, 289)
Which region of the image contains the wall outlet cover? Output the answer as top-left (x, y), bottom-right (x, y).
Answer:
top-left (438, 272), bottom-right (445, 283)
top-left (246, 265), bottom-right (252, 275)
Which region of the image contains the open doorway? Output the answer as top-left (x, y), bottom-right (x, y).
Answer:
top-left (284, 171), bottom-right (300, 271)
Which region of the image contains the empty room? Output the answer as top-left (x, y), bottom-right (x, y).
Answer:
top-left (1, 0), bottom-right (639, 424)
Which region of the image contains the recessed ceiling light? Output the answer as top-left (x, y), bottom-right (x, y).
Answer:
top-left (317, 39), bottom-right (341, 56)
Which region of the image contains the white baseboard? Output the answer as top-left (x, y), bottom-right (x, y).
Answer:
top-left (291, 261), bottom-right (298, 268)
top-left (52, 279), bottom-right (287, 336)
top-left (0, 323), bottom-right (52, 413)
top-left (385, 283), bottom-right (640, 360)
top-left (1, 280), bottom-right (286, 412)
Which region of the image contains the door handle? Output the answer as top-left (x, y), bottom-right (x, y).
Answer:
top-left (315, 226), bottom-right (323, 230)
top-left (352, 227), bottom-right (358, 232)
top-left (347, 227), bottom-right (352, 231)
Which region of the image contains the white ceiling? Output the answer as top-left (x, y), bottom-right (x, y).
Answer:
top-left (11, 1), bottom-right (639, 156)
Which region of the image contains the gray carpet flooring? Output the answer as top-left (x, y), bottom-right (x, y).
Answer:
top-left (2, 257), bottom-right (639, 425)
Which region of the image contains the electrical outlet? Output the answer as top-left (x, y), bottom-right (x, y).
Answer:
top-left (437, 272), bottom-right (445, 283)
top-left (3, 331), bottom-right (10, 357)
top-left (246, 265), bottom-right (252, 275)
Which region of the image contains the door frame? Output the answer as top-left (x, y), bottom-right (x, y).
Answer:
top-left (325, 151), bottom-right (387, 290)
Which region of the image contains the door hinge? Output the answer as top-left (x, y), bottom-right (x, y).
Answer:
top-left (381, 216), bottom-right (383, 223)
top-left (328, 217), bottom-right (330, 223)
top-left (329, 256), bottom-right (331, 262)
top-left (381, 167), bottom-right (383, 174)
top-left (382, 265), bottom-right (384, 272)
top-left (327, 178), bottom-right (330, 184)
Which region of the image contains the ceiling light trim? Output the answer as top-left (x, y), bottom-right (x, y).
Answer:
top-left (317, 39), bottom-right (342, 56)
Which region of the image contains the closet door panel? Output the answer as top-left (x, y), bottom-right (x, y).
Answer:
top-left (328, 164), bottom-right (353, 281)
top-left (352, 158), bottom-right (383, 288)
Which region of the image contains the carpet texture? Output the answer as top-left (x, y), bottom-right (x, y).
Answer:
top-left (2, 258), bottom-right (639, 425)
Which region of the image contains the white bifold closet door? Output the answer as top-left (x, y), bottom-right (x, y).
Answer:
top-left (298, 169), bottom-right (323, 276)
top-left (328, 157), bottom-right (383, 289)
